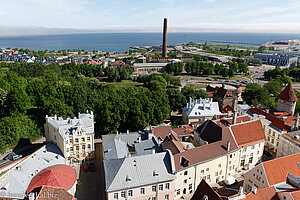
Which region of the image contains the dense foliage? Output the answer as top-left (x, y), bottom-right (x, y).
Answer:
top-left (0, 62), bottom-right (199, 152)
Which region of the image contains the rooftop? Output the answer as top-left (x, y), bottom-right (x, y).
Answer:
top-left (278, 83), bottom-right (298, 102)
top-left (183, 98), bottom-right (222, 118)
top-left (103, 151), bottom-right (175, 191)
top-left (0, 143), bottom-right (65, 199)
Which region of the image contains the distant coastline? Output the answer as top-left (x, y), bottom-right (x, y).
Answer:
top-left (0, 32), bottom-right (299, 53)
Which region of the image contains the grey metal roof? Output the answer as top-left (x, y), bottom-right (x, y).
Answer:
top-left (103, 152), bottom-right (175, 191)
top-left (102, 132), bottom-right (162, 160)
top-left (134, 63), bottom-right (168, 67)
top-left (46, 112), bottom-right (94, 139)
top-left (0, 143), bottom-right (65, 199)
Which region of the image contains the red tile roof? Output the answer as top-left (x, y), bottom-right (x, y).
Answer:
top-left (110, 61), bottom-right (126, 67)
top-left (36, 185), bottom-right (76, 200)
top-left (214, 115), bottom-right (250, 127)
top-left (248, 108), bottom-right (293, 132)
top-left (236, 87), bottom-right (243, 94)
top-left (174, 126), bottom-right (238, 171)
top-left (222, 105), bottom-right (234, 113)
top-left (26, 164), bottom-right (77, 194)
top-left (278, 83), bottom-right (298, 102)
top-left (191, 179), bottom-right (222, 200)
top-left (162, 134), bottom-right (185, 155)
top-left (230, 120), bottom-right (265, 147)
top-left (215, 87), bottom-right (236, 98)
top-left (230, 186), bottom-right (278, 200)
top-left (172, 127), bottom-right (193, 137)
top-left (152, 126), bottom-right (172, 140)
top-left (290, 190), bottom-right (300, 199)
top-left (262, 152), bottom-right (300, 186)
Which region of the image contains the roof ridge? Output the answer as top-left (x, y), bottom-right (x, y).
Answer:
top-left (262, 152), bottom-right (300, 165)
top-left (229, 118), bottom-right (260, 127)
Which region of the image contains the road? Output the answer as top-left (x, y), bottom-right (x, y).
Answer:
top-left (75, 142), bottom-right (106, 200)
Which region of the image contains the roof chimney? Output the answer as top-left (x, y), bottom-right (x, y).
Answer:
top-left (232, 105), bottom-right (237, 124)
top-left (227, 142), bottom-right (231, 151)
top-left (251, 186), bottom-right (257, 194)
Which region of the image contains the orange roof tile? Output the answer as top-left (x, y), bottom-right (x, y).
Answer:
top-left (152, 126), bottom-right (172, 140)
top-left (231, 186), bottom-right (278, 200)
top-left (290, 190), bottom-right (300, 199)
top-left (36, 185), bottom-right (76, 200)
top-left (174, 126), bottom-right (238, 171)
top-left (278, 83), bottom-right (298, 102)
top-left (262, 152), bottom-right (300, 186)
top-left (230, 120), bottom-right (265, 147)
top-left (214, 115), bottom-right (250, 127)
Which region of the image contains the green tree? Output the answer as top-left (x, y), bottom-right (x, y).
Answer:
top-left (167, 88), bottom-right (187, 111)
top-left (264, 79), bottom-right (282, 96)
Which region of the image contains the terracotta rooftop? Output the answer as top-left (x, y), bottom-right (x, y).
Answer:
top-left (230, 186), bottom-right (278, 200)
top-left (35, 185), bottom-right (76, 200)
top-left (222, 105), bottom-right (234, 113)
top-left (26, 164), bottom-right (77, 194)
top-left (162, 133), bottom-right (185, 155)
top-left (110, 60), bottom-right (126, 66)
top-left (230, 120), bottom-right (265, 147)
top-left (278, 83), bottom-right (298, 102)
top-left (174, 126), bottom-right (238, 171)
top-left (262, 152), bottom-right (300, 186)
top-left (248, 107), bottom-right (294, 132)
top-left (152, 126), bottom-right (172, 140)
top-left (191, 179), bottom-right (222, 200)
top-left (214, 115), bottom-right (250, 127)
top-left (172, 127), bottom-right (193, 137)
top-left (215, 87), bottom-right (236, 98)
top-left (236, 87), bottom-right (243, 94)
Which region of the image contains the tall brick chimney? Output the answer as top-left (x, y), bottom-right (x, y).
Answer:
top-left (162, 18), bottom-right (168, 58)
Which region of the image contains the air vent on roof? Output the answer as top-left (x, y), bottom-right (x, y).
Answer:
top-left (126, 175), bottom-right (131, 182)
top-left (153, 170), bottom-right (159, 176)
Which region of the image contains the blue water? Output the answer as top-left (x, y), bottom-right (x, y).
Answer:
top-left (0, 32), bottom-right (299, 53)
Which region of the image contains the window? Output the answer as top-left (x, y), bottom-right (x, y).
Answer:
top-left (203, 176), bottom-right (206, 180)
top-left (159, 184), bottom-right (163, 191)
top-left (88, 144), bottom-right (91, 149)
top-left (271, 138), bottom-right (274, 144)
top-left (82, 145), bottom-right (85, 150)
top-left (81, 137), bottom-right (85, 142)
top-left (229, 161), bottom-right (231, 164)
top-left (165, 183), bottom-right (170, 190)
top-left (140, 188), bottom-right (145, 194)
top-left (152, 185), bottom-right (156, 192)
top-left (128, 190), bottom-right (133, 197)
top-left (114, 193), bottom-right (118, 199)
top-left (229, 166), bottom-right (232, 171)
top-left (76, 146), bottom-right (79, 151)
top-left (54, 135), bottom-right (56, 140)
top-left (259, 143), bottom-right (261, 147)
top-left (243, 147), bottom-right (247, 152)
top-left (75, 138), bottom-right (79, 143)
top-left (252, 145), bottom-right (255, 149)
top-left (268, 136), bottom-right (270, 141)
top-left (220, 170), bottom-right (222, 175)
top-left (207, 175), bottom-right (210, 180)
top-left (69, 139), bottom-right (72, 144)
top-left (184, 179), bottom-right (187, 183)
top-left (262, 180), bottom-right (264, 184)
top-left (215, 172), bottom-right (218, 176)
top-left (257, 150), bottom-right (260, 155)
top-left (87, 137), bottom-right (91, 141)
top-left (241, 159), bottom-right (245, 166)
top-left (66, 148), bottom-right (69, 152)
top-left (184, 171), bottom-right (188, 175)
top-left (165, 194), bottom-right (169, 200)
top-left (195, 112), bottom-right (197, 115)
top-left (70, 147), bottom-right (73, 152)
top-left (250, 153), bottom-right (253, 157)
top-left (218, 164), bottom-right (221, 168)
top-left (206, 168), bottom-right (209, 172)
top-left (121, 192), bottom-right (125, 197)
top-left (249, 157), bottom-right (253, 164)
top-left (189, 184), bottom-right (192, 190)
top-left (269, 130), bottom-right (271, 134)
top-left (230, 154), bottom-right (232, 158)
top-left (177, 189), bottom-right (180, 195)
top-left (152, 197), bottom-right (156, 200)
top-left (201, 170), bottom-right (204, 174)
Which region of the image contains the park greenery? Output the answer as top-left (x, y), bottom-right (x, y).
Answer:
top-left (242, 80), bottom-right (300, 114)
top-left (165, 61), bottom-right (249, 78)
top-left (0, 62), bottom-right (203, 152)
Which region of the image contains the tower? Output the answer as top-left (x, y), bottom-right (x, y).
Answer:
top-left (277, 83), bottom-right (298, 115)
top-left (162, 18), bottom-right (168, 58)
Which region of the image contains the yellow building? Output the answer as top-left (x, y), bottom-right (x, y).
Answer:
top-left (44, 111), bottom-right (95, 162)
top-left (133, 63), bottom-right (168, 74)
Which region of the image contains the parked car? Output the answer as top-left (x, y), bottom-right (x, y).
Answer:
top-left (83, 163), bottom-right (89, 171)
top-left (3, 153), bottom-right (22, 161)
top-left (89, 163), bottom-right (95, 172)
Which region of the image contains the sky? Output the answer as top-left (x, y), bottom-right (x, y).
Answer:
top-left (1, 0), bottom-right (300, 35)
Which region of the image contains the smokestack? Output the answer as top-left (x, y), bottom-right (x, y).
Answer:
top-left (162, 18), bottom-right (168, 58)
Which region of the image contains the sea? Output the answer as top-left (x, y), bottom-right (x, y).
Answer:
top-left (0, 32), bottom-right (299, 53)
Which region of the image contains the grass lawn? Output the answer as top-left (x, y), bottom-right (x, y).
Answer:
top-left (106, 80), bottom-right (143, 87)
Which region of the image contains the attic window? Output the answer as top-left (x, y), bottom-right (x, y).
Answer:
top-left (180, 156), bottom-right (189, 167)
top-left (153, 170), bottom-right (159, 176)
top-left (126, 175), bottom-right (131, 182)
